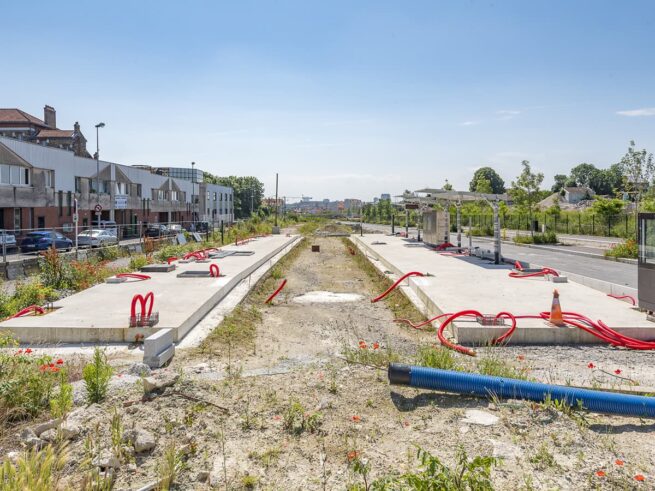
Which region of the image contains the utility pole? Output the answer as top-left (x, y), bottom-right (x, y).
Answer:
top-left (94, 122), bottom-right (105, 226)
top-left (191, 161), bottom-right (196, 228)
top-left (274, 173), bottom-right (279, 227)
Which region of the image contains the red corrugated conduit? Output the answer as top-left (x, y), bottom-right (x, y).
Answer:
top-left (607, 294), bottom-right (636, 306)
top-left (10, 305), bottom-right (45, 319)
top-left (116, 273), bottom-right (151, 281)
top-left (265, 279), bottom-right (287, 304)
top-left (371, 272), bottom-right (424, 303)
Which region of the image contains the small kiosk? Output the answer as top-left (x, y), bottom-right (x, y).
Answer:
top-left (638, 212), bottom-right (655, 311)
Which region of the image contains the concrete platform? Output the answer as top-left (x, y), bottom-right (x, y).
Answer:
top-left (352, 235), bottom-right (654, 345)
top-left (0, 235), bottom-right (301, 343)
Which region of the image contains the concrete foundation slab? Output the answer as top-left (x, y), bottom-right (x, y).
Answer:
top-left (140, 264), bottom-right (176, 273)
top-left (353, 235), bottom-right (653, 346)
top-left (0, 235), bottom-right (301, 344)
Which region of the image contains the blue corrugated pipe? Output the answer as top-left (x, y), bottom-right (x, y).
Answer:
top-left (388, 363), bottom-right (655, 417)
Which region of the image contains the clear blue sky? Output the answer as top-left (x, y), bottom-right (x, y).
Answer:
top-left (3, 0), bottom-right (655, 201)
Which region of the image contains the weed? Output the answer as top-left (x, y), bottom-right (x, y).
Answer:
top-left (110, 407), bottom-right (124, 460)
top-left (83, 347), bottom-right (113, 404)
top-left (249, 446), bottom-right (281, 469)
top-left (0, 443), bottom-right (69, 490)
top-left (476, 352), bottom-right (529, 380)
top-left (416, 344), bottom-right (460, 370)
top-left (539, 394), bottom-right (589, 429)
top-left (128, 254), bottom-right (150, 270)
top-left (343, 343), bottom-right (400, 368)
top-left (156, 442), bottom-right (184, 491)
top-left (240, 473), bottom-right (259, 489)
top-left (282, 399), bottom-right (322, 435)
top-left (367, 446), bottom-right (498, 490)
top-left (49, 368), bottom-right (73, 420)
top-left (529, 442), bottom-right (557, 470)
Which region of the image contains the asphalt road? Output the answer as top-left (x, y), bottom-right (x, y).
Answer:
top-left (345, 221), bottom-right (637, 289)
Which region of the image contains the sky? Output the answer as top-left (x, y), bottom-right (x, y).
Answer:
top-left (3, 0), bottom-right (655, 202)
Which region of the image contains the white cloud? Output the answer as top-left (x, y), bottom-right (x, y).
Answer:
top-left (496, 110), bottom-right (521, 116)
top-left (459, 120), bottom-right (481, 126)
top-left (617, 107), bottom-right (655, 117)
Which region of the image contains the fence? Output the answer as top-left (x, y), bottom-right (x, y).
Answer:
top-left (0, 220), bottom-right (228, 264)
top-left (454, 211), bottom-right (637, 238)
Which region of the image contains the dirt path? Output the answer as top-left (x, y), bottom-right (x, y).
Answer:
top-left (6, 235), bottom-right (655, 490)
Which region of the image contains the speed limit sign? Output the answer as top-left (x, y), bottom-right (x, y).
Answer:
top-left (94, 204), bottom-right (103, 213)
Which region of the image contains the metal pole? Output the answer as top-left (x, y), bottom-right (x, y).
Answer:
top-left (191, 162), bottom-right (196, 228)
top-left (74, 198), bottom-right (78, 259)
top-left (493, 201), bottom-right (501, 264)
top-left (221, 220), bottom-right (224, 244)
top-left (405, 209), bottom-right (409, 237)
top-left (2, 230), bottom-right (6, 264)
top-left (360, 210), bottom-right (363, 237)
top-left (456, 202), bottom-right (462, 248)
top-left (391, 214), bottom-right (395, 235)
top-left (274, 173), bottom-right (279, 227)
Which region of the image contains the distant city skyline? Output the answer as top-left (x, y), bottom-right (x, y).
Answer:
top-left (3, 1), bottom-right (655, 201)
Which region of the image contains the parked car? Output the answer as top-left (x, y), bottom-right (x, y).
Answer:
top-left (92, 220), bottom-right (118, 236)
top-left (20, 231), bottom-right (73, 253)
top-left (77, 229), bottom-right (119, 248)
top-left (168, 224), bottom-right (183, 234)
top-left (143, 224), bottom-right (171, 238)
top-left (0, 230), bottom-right (17, 251)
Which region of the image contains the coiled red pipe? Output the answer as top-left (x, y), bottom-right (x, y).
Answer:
top-left (10, 305), bottom-right (45, 319)
top-left (130, 292), bottom-right (154, 318)
top-left (435, 242), bottom-right (455, 251)
top-left (116, 273), bottom-right (151, 281)
top-left (371, 272), bottom-right (424, 303)
top-left (265, 279), bottom-right (287, 304)
top-left (209, 264), bottom-right (220, 277)
top-left (607, 294), bottom-right (636, 306)
top-left (167, 256), bottom-right (178, 264)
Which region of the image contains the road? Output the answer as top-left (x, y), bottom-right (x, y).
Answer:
top-left (344, 221), bottom-right (636, 289)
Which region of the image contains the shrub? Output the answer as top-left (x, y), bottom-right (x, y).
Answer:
top-left (605, 239), bottom-right (638, 259)
top-left (513, 231), bottom-right (557, 245)
top-left (39, 248), bottom-right (72, 290)
top-left (469, 226), bottom-right (494, 237)
top-left (49, 368), bottom-right (73, 420)
top-left (96, 245), bottom-right (121, 261)
top-left (82, 347), bottom-right (113, 404)
top-left (129, 254), bottom-right (150, 270)
top-left (0, 335), bottom-right (61, 421)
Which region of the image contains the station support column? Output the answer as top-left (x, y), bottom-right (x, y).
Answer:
top-left (456, 201), bottom-right (462, 248)
top-left (492, 201), bottom-right (501, 264)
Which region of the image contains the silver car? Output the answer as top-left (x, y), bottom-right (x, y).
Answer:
top-left (0, 230), bottom-right (17, 250)
top-left (77, 229), bottom-right (119, 248)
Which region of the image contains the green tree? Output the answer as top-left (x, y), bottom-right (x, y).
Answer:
top-left (591, 197), bottom-right (624, 219)
top-left (569, 163), bottom-right (598, 188)
top-left (469, 167), bottom-right (505, 194)
top-left (474, 177), bottom-right (493, 194)
top-left (551, 174), bottom-right (568, 193)
top-left (510, 160), bottom-right (544, 236)
top-left (204, 174), bottom-right (265, 219)
top-left (443, 180), bottom-right (453, 191)
top-left (619, 140), bottom-right (654, 214)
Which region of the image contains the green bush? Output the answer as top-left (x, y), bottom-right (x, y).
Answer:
top-left (0, 333), bottom-right (61, 421)
top-left (96, 245), bottom-right (121, 261)
top-left (39, 248), bottom-right (72, 290)
top-left (129, 254), bottom-right (150, 270)
top-left (83, 347), bottom-right (113, 404)
top-left (605, 238), bottom-right (638, 259)
top-left (469, 226), bottom-right (493, 237)
top-left (513, 231), bottom-right (557, 245)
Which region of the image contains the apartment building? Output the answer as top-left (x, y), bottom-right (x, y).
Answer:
top-left (0, 135), bottom-right (233, 234)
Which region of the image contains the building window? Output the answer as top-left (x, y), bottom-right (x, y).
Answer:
top-left (11, 166), bottom-right (20, 185)
top-left (1, 165), bottom-right (9, 184)
top-left (171, 191), bottom-right (179, 201)
top-left (67, 192), bottom-right (72, 216)
top-left (213, 192), bottom-right (217, 201)
top-left (136, 184), bottom-right (142, 197)
top-left (74, 176), bottom-right (82, 193)
top-left (58, 191), bottom-right (63, 216)
top-left (116, 182), bottom-right (128, 195)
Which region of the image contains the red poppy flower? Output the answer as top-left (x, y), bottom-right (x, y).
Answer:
top-left (615, 459), bottom-right (624, 466)
top-left (358, 341), bottom-right (367, 349)
top-left (48, 363), bottom-right (54, 368)
top-left (351, 415), bottom-right (361, 422)
top-left (517, 355), bottom-right (525, 361)
top-left (635, 475), bottom-right (645, 482)
top-left (614, 369), bottom-right (622, 375)
top-left (347, 450), bottom-right (359, 462)
top-left (25, 348), bottom-right (32, 354)
top-left (15, 349), bottom-right (23, 355)
top-left (39, 364), bottom-right (47, 372)
top-left (372, 342), bottom-right (380, 350)
top-left (595, 470), bottom-right (606, 477)
top-left (588, 362), bottom-right (595, 369)
top-left (56, 359), bottom-right (64, 365)
top-left (51, 367), bottom-right (60, 373)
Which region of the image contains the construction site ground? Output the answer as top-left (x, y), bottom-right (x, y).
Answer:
top-left (2, 233), bottom-right (655, 490)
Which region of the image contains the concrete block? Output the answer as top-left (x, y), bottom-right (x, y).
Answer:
top-left (272, 226), bottom-right (280, 234)
top-left (144, 328), bottom-right (175, 368)
top-left (6, 262), bottom-right (24, 280)
top-left (144, 344), bottom-right (175, 368)
top-left (550, 276), bottom-right (568, 283)
top-left (144, 328), bottom-right (174, 358)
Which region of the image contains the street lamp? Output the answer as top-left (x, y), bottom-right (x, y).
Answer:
top-left (94, 122), bottom-right (105, 225)
top-left (191, 161), bottom-right (196, 227)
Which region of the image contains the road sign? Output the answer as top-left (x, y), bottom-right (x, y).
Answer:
top-left (94, 204), bottom-right (103, 213)
top-left (73, 214), bottom-right (78, 223)
top-left (115, 195), bottom-right (128, 209)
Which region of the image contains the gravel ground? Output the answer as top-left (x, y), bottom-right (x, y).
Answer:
top-left (2, 235), bottom-right (655, 490)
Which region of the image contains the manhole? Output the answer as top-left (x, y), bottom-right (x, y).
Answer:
top-left (140, 264), bottom-right (176, 273)
top-left (176, 271), bottom-right (225, 278)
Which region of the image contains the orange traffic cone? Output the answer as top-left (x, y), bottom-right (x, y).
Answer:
top-left (549, 289), bottom-right (566, 327)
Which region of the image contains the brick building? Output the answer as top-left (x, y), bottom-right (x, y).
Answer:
top-left (0, 105), bottom-right (91, 158)
top-left (0, 135), bottom-right (233, 235)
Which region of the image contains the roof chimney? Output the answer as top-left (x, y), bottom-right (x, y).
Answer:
top-left (44, 105), bottom-right (56, 128)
